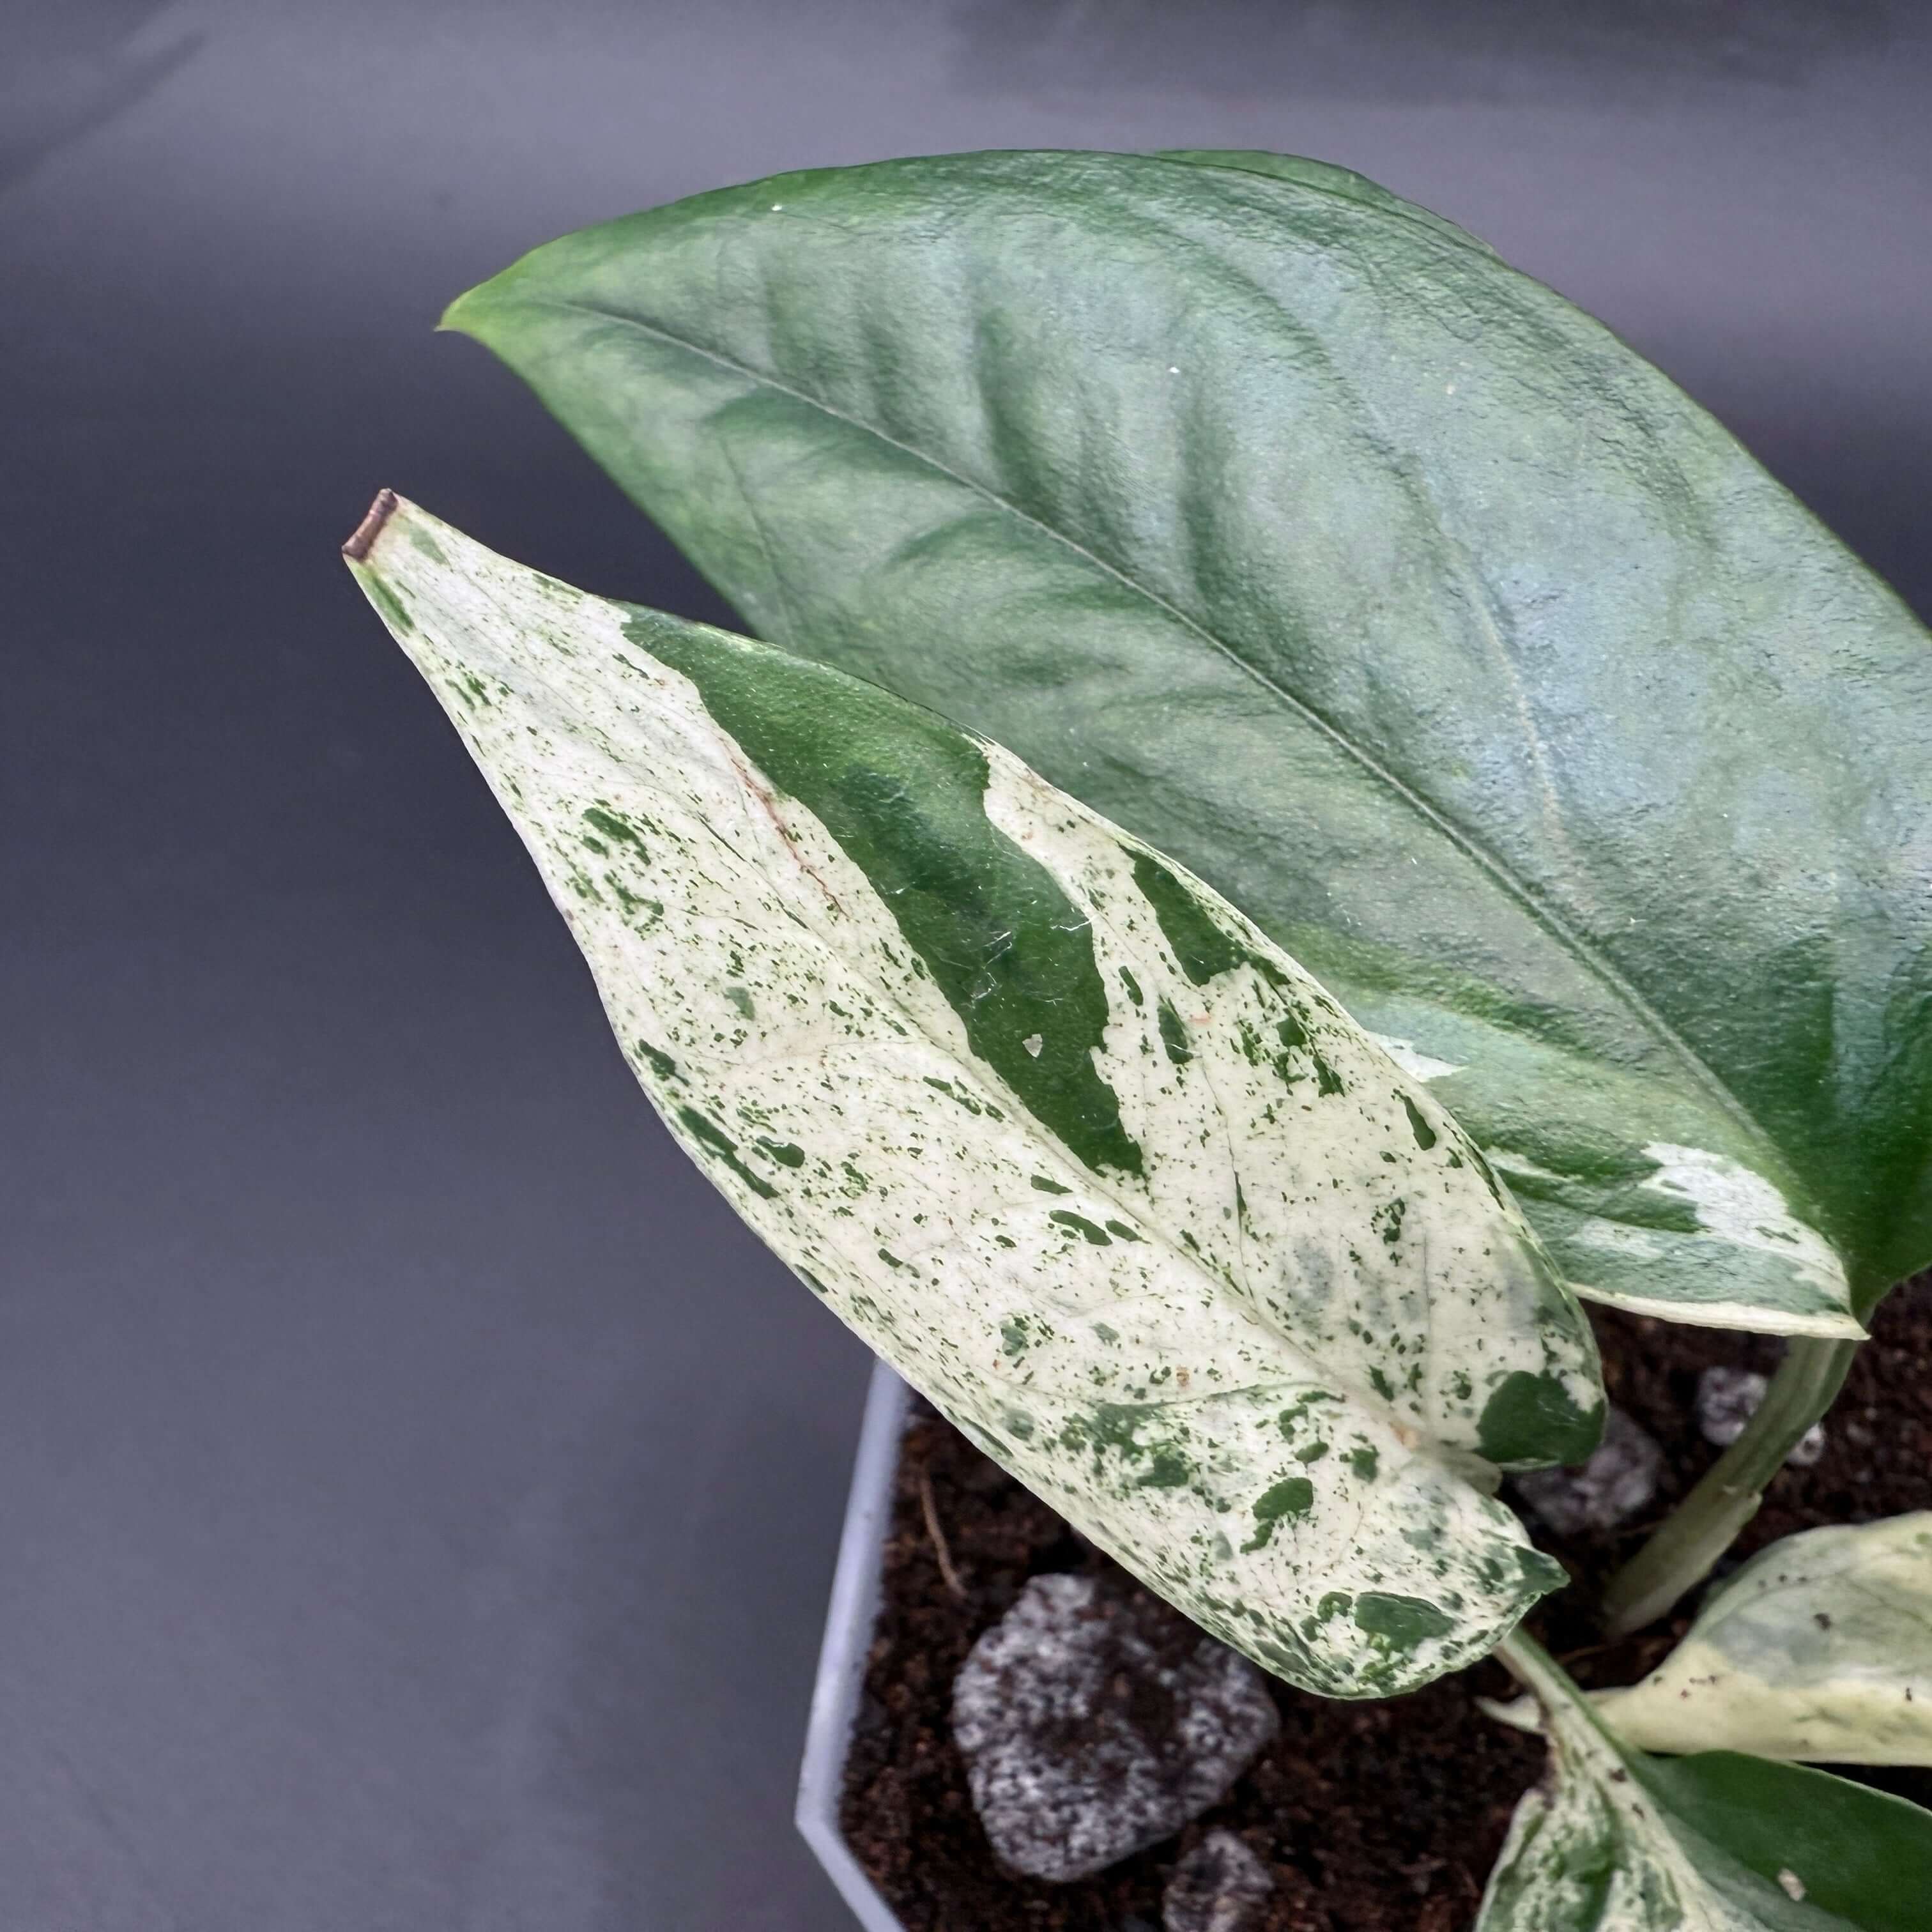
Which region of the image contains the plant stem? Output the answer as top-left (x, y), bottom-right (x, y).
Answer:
top-left (1495, 1625), bottom-right (1563, 1699)
top-left (1597, 1335), bottom-right (1857, 1637)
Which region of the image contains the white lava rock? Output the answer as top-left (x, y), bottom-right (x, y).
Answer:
top-left (1164, 1829), bottom-right (1275, 1932)
top-left (1696, 1366), bottom-right (1827, 1467)
top-left (952, 1572), bottom-right (1280, 1882)
top-left (1514, 1405), bottom-right (1664, 1537)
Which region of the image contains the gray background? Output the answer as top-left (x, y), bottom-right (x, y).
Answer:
top-left (3, 3), bottom-right (1928, 1926)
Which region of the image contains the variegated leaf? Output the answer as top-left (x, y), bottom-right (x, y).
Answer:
top-left (345, 492), bottom-right (1603, 1698)
top-left (1586, 1515), bottom-right (1932, 1765)
top-left (1480, 1637), bottom-right (1932, 1932)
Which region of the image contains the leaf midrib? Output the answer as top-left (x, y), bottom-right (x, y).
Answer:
top-left (505, 288), bottom-right (1770, 1165)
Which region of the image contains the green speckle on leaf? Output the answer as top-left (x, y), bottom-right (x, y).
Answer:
top-left (583, 804), bottom-right (647, 849)
top-left (1050, 1209), bottom-right (1113, 1246)
top-left (1138, 1445), bottom-right (1193, 1489)
top-left (1353, 1592), bottom-right (1452, 1651)
top-left (725, 985), bottom-right (756, 1021)
top-left (924, 1075), bottom-right (983, 1114)
top-left (1243, 1476), bottom-right (1315, 1550)
top-left (677, 1106), bottom-right (778, 1199)
top-left (756, 1138), bottom-right (806, 1168)
top-left (1401, 1095), bottom-right (1438, 1149)
top-left (1118, 965), bottom-right (1144, 1006)
top-left (363, 574), bottom-right (415, 636)
top-left (1346, 1446), bottom-right (1379, 1482)
top-left (1030, 1173), bottom-right (1072, 1195)
top-left (635, 1040), bottom-right (679, 1083)
top-left (1157, 997), bottom-right (1192, 1066)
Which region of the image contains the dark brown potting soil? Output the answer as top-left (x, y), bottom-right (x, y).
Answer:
top-left (838, 1276), bottom-right (1932, 1931)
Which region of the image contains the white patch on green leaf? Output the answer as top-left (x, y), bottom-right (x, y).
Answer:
top-left (1367, 1033), bottom-right (1465, 1083)
top-left (349, 496), bottom-right (1607, 1698)
top-left (1487, 1147), bottom-right (1861, 1342)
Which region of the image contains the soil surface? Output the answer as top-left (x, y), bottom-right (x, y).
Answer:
top-left (838, 1278), bottom-right (1932, 1931)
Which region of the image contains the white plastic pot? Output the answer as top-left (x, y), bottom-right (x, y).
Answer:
top-left (796, 1357), bottom-right (914, 1931)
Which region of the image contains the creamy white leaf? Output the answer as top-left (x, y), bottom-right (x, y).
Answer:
top-left (1587, 1515), bottom-right (1932, 1765)
top-left (346, 493), bottom-right (1605, 1698)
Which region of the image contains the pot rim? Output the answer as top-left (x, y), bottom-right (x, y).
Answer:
top-left (797, 1356), bottom-right (912, 1931)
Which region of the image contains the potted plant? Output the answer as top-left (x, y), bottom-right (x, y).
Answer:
top-left (346, 151), bottom-right (1932, 1928)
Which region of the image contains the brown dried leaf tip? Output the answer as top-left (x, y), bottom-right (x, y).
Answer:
top-left (342, 488), bottom-right (399, 562)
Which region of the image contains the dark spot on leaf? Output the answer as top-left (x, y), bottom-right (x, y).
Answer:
top-left (1353, 1593), bottom-right (1452, 1651)
top-left (1243, 1476), bottom-right (1315, 1550)
top-left (677, 1106), bottom-right (778, 1199)
top-left (635, 1040), bottom-right (680, 1083)
top-left (364, 576), bottom-right (415, 636)
top-left (1137, 1445), bottom-right (1193, 1489)
top-left (1049, 1209), bottom-right (1112, 1246)
top-left (1158, 998), bottom-right (1192, 1066)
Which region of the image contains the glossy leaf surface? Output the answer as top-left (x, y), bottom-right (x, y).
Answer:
top-left (1588, 1514), bottom-right (1932, 1765)
top-left (346, 493), bottom-right (1602, 1697)
top-left (1479, 1639), bottom-right (1932, 1931)
top-left (445, 150), bottom-right (1932, 1335)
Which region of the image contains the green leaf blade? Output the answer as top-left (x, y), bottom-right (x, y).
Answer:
top-left (348, 493), bottom-right (1601, 1698)
top-left (447, 149), bottom-right (1932, 1332)
top-left (1483, 1638), bottom-right (1932, 1932)
top-left (1641, 1754), bottom-right (1932, 1932)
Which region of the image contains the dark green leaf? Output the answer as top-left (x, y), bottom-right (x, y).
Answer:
top-left (445, 150), bottom-right (1932, 1332)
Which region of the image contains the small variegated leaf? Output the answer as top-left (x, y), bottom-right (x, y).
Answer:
top-left (1479, 1637), bottom-right (1932, 1932)
top-left (345, 492), bottom-right (1603, 1698)
top-left (1584, 1515), bottom-right (1932, 1765)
